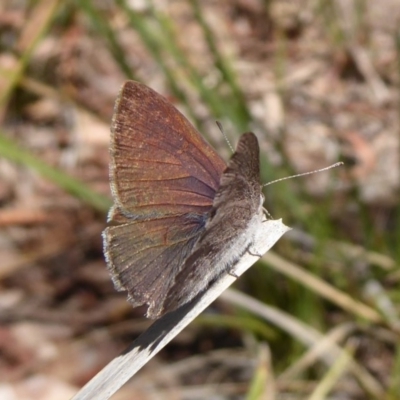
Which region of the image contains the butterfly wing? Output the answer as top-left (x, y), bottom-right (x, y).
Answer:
top-left (105, 81), bottom-right (227, 318)
top-left (110, 80), bottom-right (226, 219)
top-left (103, 207), bottom-right (207, 318)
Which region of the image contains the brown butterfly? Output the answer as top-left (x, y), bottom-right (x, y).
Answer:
top-left (103, 81), bottom-right (264, 319)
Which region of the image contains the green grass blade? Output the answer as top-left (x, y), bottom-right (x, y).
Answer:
top-left (0, 133), bottom-right (111, 212)
top-left (116, 0), bottom-right (201, 126)
top-left (189, 0), bottom-right (251, 126)
top-left (76, 0), bottom-right (135, 79)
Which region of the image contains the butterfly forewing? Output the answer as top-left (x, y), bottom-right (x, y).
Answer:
top-left (110, 81), bottom-right (226, 219)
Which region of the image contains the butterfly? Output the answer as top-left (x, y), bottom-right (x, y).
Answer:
top-left (103, 81), bottom-right (265, 319)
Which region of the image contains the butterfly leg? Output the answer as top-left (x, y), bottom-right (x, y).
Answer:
top-left (228, 270), bottom-right (239, 278)
top-left (262, 207), bottom-right (273, 220)
top-left (247, 246), bottom-right (263, 258)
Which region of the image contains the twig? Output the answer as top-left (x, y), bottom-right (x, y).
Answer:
top-left (70, 218), bottom-right (289, 400)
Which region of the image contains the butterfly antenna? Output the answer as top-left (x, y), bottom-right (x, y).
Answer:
top-left (262, 162), bottom-right (344, 187)
top-left (216, 121), bottom-right (234, 154)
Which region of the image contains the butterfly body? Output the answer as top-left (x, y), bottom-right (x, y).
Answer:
top-left (160, 190), bottom-right (264, 317)
top-left (103, 81), bottom-right (264, 319)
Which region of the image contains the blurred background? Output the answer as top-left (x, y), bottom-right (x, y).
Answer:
top-left (0, 0), bottom-right (399, 399)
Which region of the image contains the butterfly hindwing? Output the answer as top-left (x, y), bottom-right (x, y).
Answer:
top-left (103, 208), bottom-right (206, 318)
